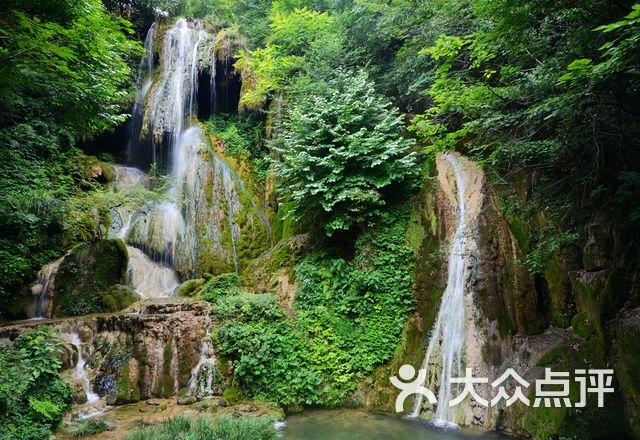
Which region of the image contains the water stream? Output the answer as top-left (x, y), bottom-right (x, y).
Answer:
top-left (62, 332), bottom-right (101, 412)
top-left (187, 314), bottom-right (217, 398)
top-left (413, 153), bottom-right (469, 426)
top-left (31, 256), bottom-right (64, 319)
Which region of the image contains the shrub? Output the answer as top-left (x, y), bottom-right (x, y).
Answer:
top-left (201, 272), bottom-right (242, 303)
top-left (68, 419), bottom-right (109, 437)
top-left (0, 327), bottom-right (73, 440)
top-left (213, 208), bottom-right (415, 406)
top-left (275, 70), bottom-right (419, 235)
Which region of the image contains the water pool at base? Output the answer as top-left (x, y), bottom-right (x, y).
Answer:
top-left (282, 410), bottom-right (512, 440)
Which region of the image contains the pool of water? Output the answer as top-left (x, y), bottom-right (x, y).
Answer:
top-left (282, 410), bottom-right (512, 440)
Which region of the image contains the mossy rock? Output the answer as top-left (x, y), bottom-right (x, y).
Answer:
top-left (53, 239), bottom-right (128, 316)
top-left (570, 269), bottom-right (629, 338)
top-left (98, 284), bottom-right (137, 312)
top-left (177, 279), bottom-right (206, 297)
top-left (506, 335), bottom-right (629, 439)
top-left (241, 234), bottom-right (311, 293)
top-left (223, 386), bottom-right (241, 405)
top-left (78, 155), bottom-right (114, 183)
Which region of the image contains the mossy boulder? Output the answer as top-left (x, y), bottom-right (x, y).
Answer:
top-left (78, 155), bottom-right (116, 183)
top-left (53, 239), bottom-right (128, 316)
top-left (223, 386), bottom-right (241, 405)
top-left (177, 278), bottom-right (206, 297)
top-left (98, 284), bottom-right (137, 312)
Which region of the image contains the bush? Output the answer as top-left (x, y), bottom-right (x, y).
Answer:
top-left (0, 327), bottom-right (73, 440)
top-left (68, 419), bottom-right (109, 437)
top-left (213, 208), bottom-right (415, 406)
top-left (275, 70), bottom-right (419, 235)
top-left (201, 272), bottom-right (242, 303)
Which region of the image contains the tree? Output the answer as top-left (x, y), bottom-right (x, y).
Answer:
top-left (274, 69), bottom-right (418, 235)
top-left (0, 0), bottom-right (142, 316)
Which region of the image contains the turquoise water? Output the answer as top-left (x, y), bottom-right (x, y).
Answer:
top-left (283, 410), bottom-right (512, 440)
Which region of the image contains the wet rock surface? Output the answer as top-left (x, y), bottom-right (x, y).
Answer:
top-left (1, 299), bottom-right (218, 406)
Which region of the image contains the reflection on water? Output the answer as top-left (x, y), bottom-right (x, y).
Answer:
top-left (283, 410), bottom-right (512, 440)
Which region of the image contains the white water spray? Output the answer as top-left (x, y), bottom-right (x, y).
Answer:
top-left (412, 153), bottom-right (469, 426)
top-left (31, 256), bottom-right (64, 319)
top-left (187, 314), bottom-right (217, 398)
top-left (64, 333), bottom-right (100, 405)
top-left (127, 246), bottom-right (179, 298)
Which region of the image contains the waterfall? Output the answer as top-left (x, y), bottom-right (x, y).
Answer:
top-left (413, 153), bottom-right (468, 426)
top-left (127, 246), bottom-right (179, 298)
top-left (187, 314), bottom-right (217, 398)
top-left (31, 256), bottom-right (64, 319)
top-left (63, 332), bottom-right (100, 405)
top-left (146, 18), bottom-right (210, 150)
top-left (112, 18), bottom-right (271, 285)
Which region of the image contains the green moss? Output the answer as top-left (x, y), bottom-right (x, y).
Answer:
top-left (54, 239), bottom-right (128, 316)
top-left (570, 270), bottom-right (628, 338)
top-left (116, 362), bottom-right (141, 403)
top-left (616, 318), bottom-right (640, 439)
top-left (159, 342), bottom-right (175, 398)
top-left (177, 279), bottom-right (206, 297)
top-left (98, 284), bottom-right (137, 312)
top-left (100, 162), bottom-right (115, 181)
top-left (536, 345), bottom-right (571, 366)
top-left (222, 386), bottom-right (241, 405)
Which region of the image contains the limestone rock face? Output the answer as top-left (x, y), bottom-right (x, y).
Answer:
top-left (0, 300), bottom-right (219, 405)
top-left (409, 153), bottom-right (542, 428)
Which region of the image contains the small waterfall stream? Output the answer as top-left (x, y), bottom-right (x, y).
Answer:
top-left (413, 153), bottom-right (469, 426)
top-left (31, 256), bottom-right (64, 319)
top-left (62, 331), bottom-right (103, 420)
top-left (187, 314), bottom-right (217, 398)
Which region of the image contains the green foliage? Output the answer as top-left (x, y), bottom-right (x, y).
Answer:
top-left (235, 5), bottom-right (342, 109)
top-left (214, 209), bottom-right (415, 406)
top-left (0, 0), bottom-right (141, 317)
top-left (410, 0), bottom-right (640, 224)
top-left (68, 419), bottom-right (110, 437)
top-left (275, 69), bottom-right (419, 235)
top-left (203, 114), bottom-right (270, 181)
top-left (0, 327), bottom-right (73, 440)
top-left (123, 415), bottom-right (277, 440)
top-left (201, 272), bottom-right (242, 302)
top-left (522, 230), bottom-right (578, 275)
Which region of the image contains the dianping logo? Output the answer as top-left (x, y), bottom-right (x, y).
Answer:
top-left (390, 365), bottom-right (614, 412)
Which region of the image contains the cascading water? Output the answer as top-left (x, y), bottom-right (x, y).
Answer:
top-left (31, 256), bottom-right (64, 319)
top-left (115, 18), bottom-right (271, 280)
top-left (413, 153), bottom-right (468, 426)
top-left (187, 314), bottom-right (217, 398)
top-left (63, 332), bottom-right (100, 405)
top-left (127, 246), bottom-right (179, 298)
